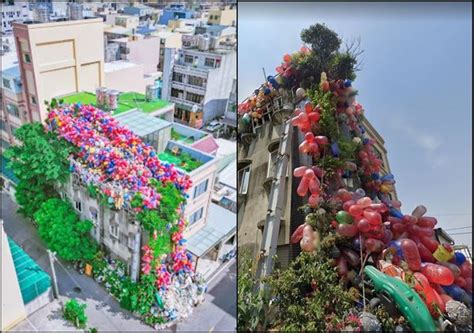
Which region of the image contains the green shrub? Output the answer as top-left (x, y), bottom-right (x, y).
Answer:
top-left (63, 299), bottom-right (88, 328)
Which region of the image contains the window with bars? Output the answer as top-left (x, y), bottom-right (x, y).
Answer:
top-left (186, 92), bottom-right (204, 104)
top-left (188, 75), bottom-right (205, 88)
top-left (3, 78), bottom-right (11, 89)
top-left (109, 223), bottom-right (119, 238)
top-left (267, 148), bottom-right (280, 178)
top-left (119, 232), bottom-right (129, 247)
top-left (75, 200), bottom-right (82, 212)
top-left (184, 55), bottom-right (194, 64)
top-left (172, 72), bottom-right (184, 83)
top-left (204, 58), bottom-right (215, 67)
top-left (171, 88), bottom-right (184, 98)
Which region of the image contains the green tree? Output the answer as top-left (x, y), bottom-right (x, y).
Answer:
top-left (34, 198), bottom-right (97, 261)
top-left (63, 298), bottom-right (88, 328)
top-left (301, 23), bottom-right (341, 69)
top-left (4, 122), bottom-right (74, 218)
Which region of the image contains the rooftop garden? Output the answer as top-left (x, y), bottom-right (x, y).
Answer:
top-left (61, 91), bottom-right (170, 116)
top-left (158, 148), bottom-right (204, 173)
top-left (171, 128), bottom-right (196, 144)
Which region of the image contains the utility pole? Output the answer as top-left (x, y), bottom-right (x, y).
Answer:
top-left (47, 249), bottom-right (60, 300)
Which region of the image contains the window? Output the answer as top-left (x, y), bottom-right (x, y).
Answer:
top-left (186, 92), bottom-right (204, 104)
top-left (119, 232), bottom-right (128, 247)
top-left (204, 58), bottom-right (215, 67)
top-left (172, 72), bottom-right (184, 83)
top-left (188, 75), bottom-right (205, 88)
top-left (267, 148), bottom-right (280, 178)
top-left (6, 103), bottom-right (19, 118)
top-left (238, 164), bottom-right (251, 195)
top-left (10, 124), bottom-right (18, 136)
top-left (30, 95), bottom-right (37, 105)
top-left (171, 88), bottom-right (184, 99)
top-left (193, 179), bottom-right (209, 198)
top-left (0, 119), bottom-right (7, 132)
top-left (89, 207), bottom-right (98, 221)
top-left (23, 53), bottom-right (31, 63)
top-left (110, 223), bottom-right (119, 238)
top-left (74, 200), bottom-right (82, 212)
top-left (2, 78), bottom-right (11, 89)
top-left (189, 207), bottom-right (204, 226)
top-left (184, 55), bottom-right (194, 64)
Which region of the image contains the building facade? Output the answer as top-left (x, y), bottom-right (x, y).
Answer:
top-left (1, 2), bottom-right (30, 34)
top-left (12, 18), bottom-right (105, 123)
top-left (161, 42), bottom-right (236, 128)
top-left (207, 5), bottom-right (236, 26)
top-left (237, 88), bottom-right (397, 269)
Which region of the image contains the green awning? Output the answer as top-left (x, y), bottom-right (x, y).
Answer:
top-left (8, 237), bottom-right (51, 304)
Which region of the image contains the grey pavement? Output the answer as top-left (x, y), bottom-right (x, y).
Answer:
top-left (2, 192), bottom-right (236, 332)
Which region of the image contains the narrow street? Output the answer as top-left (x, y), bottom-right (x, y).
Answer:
top-left (2, 192), bottom-right (236, 331)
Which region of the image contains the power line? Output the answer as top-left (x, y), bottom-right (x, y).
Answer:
top-left (431, 213), bottom-right (472, 216)
top-left (448, 231), bottom-right (473, 236)
top-left (444, 226), bottom-right (472, 231)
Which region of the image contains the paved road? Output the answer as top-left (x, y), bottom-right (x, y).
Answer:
top-left (2, 192), bottom-right (236, 331)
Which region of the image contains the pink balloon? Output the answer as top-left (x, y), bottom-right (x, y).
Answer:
top-left (357, 197), bottom-right (372, 208)
top-left (363, 210), bottom-right (382, 226)
top-left (300, 236), bottom-right (315, 252)
top-left (337, 223), bottom-right (359, 238)
top-left (343, 200), bottom-right (355, 212)
top-left (357, 218), bottom-right (371, 233)
top-left (365, 238), bottom-right (384, 253)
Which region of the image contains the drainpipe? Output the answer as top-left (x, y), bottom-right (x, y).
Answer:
top-left (130, 227), bottom-right (141, 282)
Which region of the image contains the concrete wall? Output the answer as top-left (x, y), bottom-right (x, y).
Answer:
top-left (122, 37), bottom-right (160, 75)
top-left (1, 221), bottom-right (28, 331)
top-left (13, 18), bottom-right (105, 123)
top-left (105, 63), bottom-right (147, 94)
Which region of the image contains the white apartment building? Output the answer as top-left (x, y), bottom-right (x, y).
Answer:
top-left (1, 2), bottom-right (30, 34)
top-left (161, 36), bottom-right (236, 128)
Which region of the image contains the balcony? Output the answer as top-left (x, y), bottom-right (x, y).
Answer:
top-left (171, 80), bottom-right (206, 93)
top-left (169, 97), bottom-right (203, 112)
top-left (174, 64), bottom-right (209, 76)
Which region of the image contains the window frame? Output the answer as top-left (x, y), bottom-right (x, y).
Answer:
top-left (204, 57), bottom-right (215, 67)
top-left (238, 164), bottom-right (251, 195)
top-left (193, 178), bottom-right (209, 199)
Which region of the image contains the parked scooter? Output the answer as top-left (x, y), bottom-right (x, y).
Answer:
top-left (222, 248), bottom-right (236, 262)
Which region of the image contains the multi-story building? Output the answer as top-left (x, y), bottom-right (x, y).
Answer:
top-left (237, 86), bottom-right (396, 269)
top-left (123, 4), bottom-right (156, 20)
top-left (161, 37), bottom-right (236, 128)
top-left (1, 1), bottom-right (30, 34)
top-left (158, 4), bottom-right (194, 25)
top-left (1, 66), bottom-right (25, 146)
top-left (151, 31), bottom-right (182, 72)
top-left (12, 17), bottom-right (105, 123)
top-left (222, 77), bottom-right (236, 136)
top-left (207, 5), bottom-right (236, 26)
top-left (109, 34), bottom-right (161, 75)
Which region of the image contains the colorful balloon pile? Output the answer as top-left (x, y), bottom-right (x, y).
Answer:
top-left (46, 103), bottom-right (195, 292)
top-left (46, 103), bottom-right (192, 211)
top-left (287, 72), bottom-right (472, 329)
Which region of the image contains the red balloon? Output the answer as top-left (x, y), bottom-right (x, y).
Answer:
top-left (343, 200), bottom-right (355, 212)
top-left (413, 272), bottom-right (445, 316)
top-left (402, 215), bottom-right (417, 225)
top-left (421, 263), bottom-right (455, 286)
top-left (420, 236), bottom-right (439, 253)
top-left (418, 243), bottom-right (436, 263)
top-left (417, 216), bottom-right (437, 228)
top-left (464, 277), bottom-right (472, 293)
top-left (387, 216), bottom-right (404, 224)
top-left (363, 210), bottom-right (382, 226)
top-left (357, 218), bottom-right (371, 233)
top-left (455, 276), bottom-right (467, 288)
top-left (401, 239), bottom-right (422, 271)
top-left (336, 257), bottom-right (348, 277)
top-left (365, 238), bottom-right (384, 253)
top-left (337, 223), bottom-right (359, 238)
top-left (460, 261), bottom-right (472, 279)
top-left (438, 261), bottom-right (461, 278)
top-left (391, 222), bottom-right (405, 234)
top-left (349, 204), bottom-right (363, 217)
top-left (440, 294), bottom-right (453, 304)
top-left (290, 224), bottom-right (305, 243)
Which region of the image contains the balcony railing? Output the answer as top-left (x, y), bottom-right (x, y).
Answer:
top-left (174, 64), bottom-right (209, 76)
top-left (171, 80), bottom-right (206, 93)
top-left (169, 97), bottom-right (203, 112)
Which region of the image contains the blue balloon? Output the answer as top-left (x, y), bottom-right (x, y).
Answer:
top-left (381, 173), bottom-right (395, 182)
top-left (254, 89), bottom-right (260, 95)
top-left (443, 284), bottom-right (473, 305)
top-left (362, 137), bottom-right (370, 145)
top-left (389, 207), bottom-right (404, 219)
top-left (331, 142), bottom-right (340, 157)
top-left (388, 240), bottom-right (403, 257)
top-left (360, 126), bottom-right (366, 134)
top-left (371, 173), bottom-right (380, 180)
top-left (264, 87), bottom-right (271, 95)
top-left (344, 79), bottom-right (352, 87)
top-left (453, 252), bottom-right (467, 266)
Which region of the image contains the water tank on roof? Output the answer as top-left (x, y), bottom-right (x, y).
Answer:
top-left (210, 36), bottom-right (218, 50)
top-left (107, 90), bottom-right (120, 111)
top-left (34, 6), bottom-right (50, 23)
top-left (198, 34), bottom-right (210, 51)
top-left (146, 84), bottom-right (158, 102)
top-left (96, 87), bottom-right (108, 109)
top-left (68, 3), bottom-right (84, 20)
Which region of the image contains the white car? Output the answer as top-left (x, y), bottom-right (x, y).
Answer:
top-left (205, 121), bottom-right (224, 132)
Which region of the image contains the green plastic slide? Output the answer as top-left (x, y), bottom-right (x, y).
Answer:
top-left (364, 265), bottom-right (437, 332)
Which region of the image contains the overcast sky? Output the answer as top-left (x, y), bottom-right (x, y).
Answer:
top-left (238, 2), bottom-right (472, 249)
